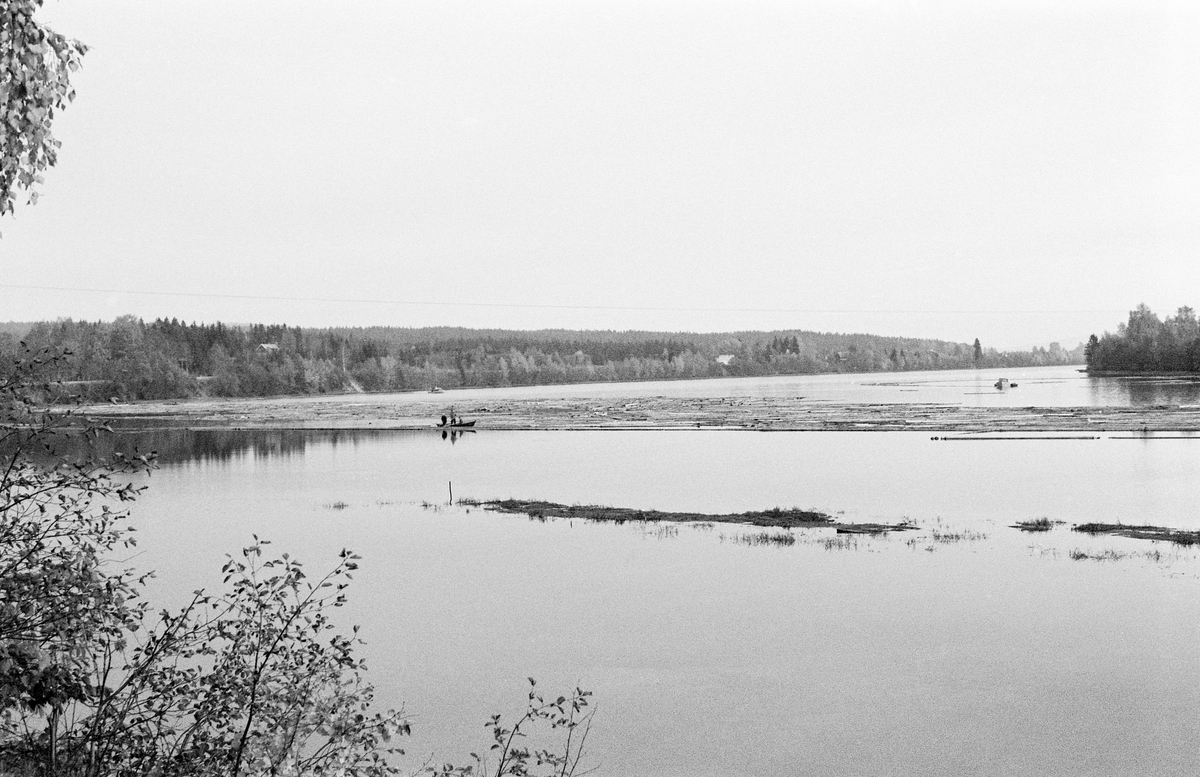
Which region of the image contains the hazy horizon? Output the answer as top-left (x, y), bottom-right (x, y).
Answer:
top-left (4, 1), bottom-right (1198, 350)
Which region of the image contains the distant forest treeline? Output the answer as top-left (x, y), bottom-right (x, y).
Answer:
top-left (1, 317), bottom-right (1084, 400)
top-left (1085, 304), bottom-right (1200, 372)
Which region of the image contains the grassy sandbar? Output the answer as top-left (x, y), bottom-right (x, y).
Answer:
top-left (474, 499), bottom-right (917, 533)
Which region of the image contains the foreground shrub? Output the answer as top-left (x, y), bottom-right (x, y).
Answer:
top-left (1, 347), bottom-right (593, 777)
top-left (0, 348), bottom-right (407, 775)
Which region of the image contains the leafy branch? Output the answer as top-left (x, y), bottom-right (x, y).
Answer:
top-left (1, 0), bottom-right (87, 225)
top-left (429, 678), bottom-right (594, 777)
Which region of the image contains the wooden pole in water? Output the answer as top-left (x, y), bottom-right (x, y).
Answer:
top-left (448, 480), bottom-right (453, 505)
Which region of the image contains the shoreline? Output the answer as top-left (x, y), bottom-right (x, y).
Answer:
top-left (78, 393), bottom-right (1200, 433)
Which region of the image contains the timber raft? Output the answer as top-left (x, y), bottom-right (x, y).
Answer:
top-left (79, 394), bottom-right (1200, 433)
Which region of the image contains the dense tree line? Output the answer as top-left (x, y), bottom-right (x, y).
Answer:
top-left (1085, 304), bottom-right (1200, 372)
top-left (0, 317), bottom-right (1084, 400)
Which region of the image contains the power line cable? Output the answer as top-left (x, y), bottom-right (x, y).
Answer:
top-left (0, 282), bottom-right (1126, 316)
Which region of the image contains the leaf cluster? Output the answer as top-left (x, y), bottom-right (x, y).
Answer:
top-left (48, 540), bottom-right (412, 777)
top-left (1, 0), bottom-right (86, 223)
top-left (0, 346), bottom-right (150, 720)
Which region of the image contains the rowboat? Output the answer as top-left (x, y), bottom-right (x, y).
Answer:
top-left (436, 420), bottom-right (476, 428)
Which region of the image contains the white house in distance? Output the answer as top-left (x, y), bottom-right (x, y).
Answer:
top-left (715, 354), bottom-right (735, 366)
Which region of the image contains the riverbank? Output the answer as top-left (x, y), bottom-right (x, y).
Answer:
top-left (79, 391), bottom-right (1200, 432)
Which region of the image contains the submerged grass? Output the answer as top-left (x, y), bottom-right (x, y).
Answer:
top-left (645, 524), bottom-right (680, 540)
top-left (1012, 517), bottom-right (1053, 532)
top-left (819, 535), bottom-right (860, 551)
top-left (905, 537), bottom-right (936, 553)
top-left (734, 531), bottom-right (797, 547)
top-left (1066, 546), bottom-right (1183, 562)
top-left (930, 528), bottom-right (988, 543)
top-left (1069, 548), bottom-right (1128, 561)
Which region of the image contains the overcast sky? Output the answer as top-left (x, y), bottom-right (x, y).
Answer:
top-left (4, 0), bottom-right (1198, 348)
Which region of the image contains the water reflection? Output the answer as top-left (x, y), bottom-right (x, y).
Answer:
top-left (441, 429), bottom-right (476, 444)
top-left (1087, 375), bottom-right (1200, 406)
top-left (21, 427), bottom-right (474, 466)
top-left (83, 428), bottom-right (434, 465)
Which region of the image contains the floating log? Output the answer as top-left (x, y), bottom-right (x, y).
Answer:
top-left (835, 523), bottom-right (919, 535)
top-left (1073, 523), bottom-right (1200, 545)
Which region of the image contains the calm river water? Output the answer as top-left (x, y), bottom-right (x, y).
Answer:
top-left (196, 365), bottom-right (1200, 414)
top-left (123, 369), bottom-right (1200, 776)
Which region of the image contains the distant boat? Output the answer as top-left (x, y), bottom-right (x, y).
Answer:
top-left (429, 386), bottom-right (444, 394)
top-left (436, 419), bottom-right (476, 428)
top-left (994, 378), bottom-right (1010, 389)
